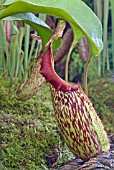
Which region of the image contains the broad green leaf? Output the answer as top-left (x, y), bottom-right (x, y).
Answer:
top-left (2, 12), bottom-right (61, 49)
top-left (5, 13), bottom-right (50, 28)
top-left (0, 0), bottom-right (103, 56)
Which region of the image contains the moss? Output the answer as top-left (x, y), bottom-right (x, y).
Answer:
top-left (88, 77), bottom-right (114, 134)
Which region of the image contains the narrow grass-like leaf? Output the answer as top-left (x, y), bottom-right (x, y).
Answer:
top-left (19, 52), bottom-right (24, 80)
top-left (102, 0), bottom-right (110, 73)
top-left (15, 27), bottom-right (25, 77)
top-left (24, 24), bottom-right (30, 81)
top-left (111, 0), bottom-right (114, 70)
top-left (9, 21), bottom-right (18, 79)
top-left (94, 0), bottom-right (102, 76)
top-left (0, 20), bottom-right (10, 76)
top-left (0, 21), bottom-right (5, 75)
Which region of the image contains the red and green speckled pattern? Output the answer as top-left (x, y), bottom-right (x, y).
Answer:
top-left (40, 45), bottom-right (110, 160)
top-left (51, 86), bottom-right (110, 160)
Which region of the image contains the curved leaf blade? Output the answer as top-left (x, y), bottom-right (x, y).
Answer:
top-left (3, 12), bottom-right (61, 49)
top-left (0, 0), bottom-right (103, 56)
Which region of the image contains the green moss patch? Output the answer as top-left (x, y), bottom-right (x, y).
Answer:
top-left (89, 77), bottom-right (114, 134)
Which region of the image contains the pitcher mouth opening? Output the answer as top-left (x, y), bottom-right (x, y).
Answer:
top-left (40, 44), bottom-right (78, 91)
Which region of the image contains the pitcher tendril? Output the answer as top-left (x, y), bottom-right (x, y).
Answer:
top-left (46, 19), bottom-right (66, 47)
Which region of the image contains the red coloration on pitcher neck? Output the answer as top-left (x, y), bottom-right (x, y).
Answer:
top-left (40, 45), bottom-right (78, 91)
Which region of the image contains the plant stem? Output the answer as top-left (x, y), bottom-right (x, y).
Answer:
top-left (65, 42), bottom-right (74, 82)
top-left (83, 59), bottom-right (90, 96)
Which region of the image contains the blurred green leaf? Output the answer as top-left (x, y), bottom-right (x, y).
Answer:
top-left (3, 12), bottom-right (61, 50)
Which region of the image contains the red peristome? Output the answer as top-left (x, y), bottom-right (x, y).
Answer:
top-left (40, 45), bottom-right (78, 91)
